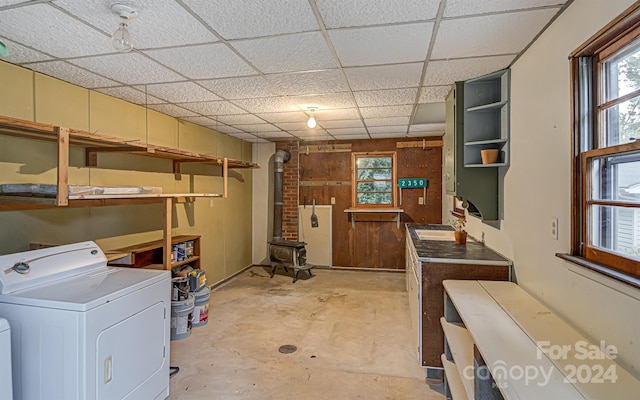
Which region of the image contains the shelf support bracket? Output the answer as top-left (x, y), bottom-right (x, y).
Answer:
top-left (55, 126), bottom-right (69, 206)
top-left (223, 157), bottom-right (229, 198)
top-left (163, 197), bottom-right (173, 270)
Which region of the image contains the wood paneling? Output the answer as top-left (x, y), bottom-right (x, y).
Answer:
top-left (291, 137), bottom-right (442, 268)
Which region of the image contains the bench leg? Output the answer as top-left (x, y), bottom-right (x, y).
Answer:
top-left (270, 264), bottom-right (277, 279)
top-left (293, 269), bottom-right (299, 283)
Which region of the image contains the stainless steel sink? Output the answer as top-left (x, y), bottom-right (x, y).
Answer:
top-left (414, 229), bottom-right (456, 241)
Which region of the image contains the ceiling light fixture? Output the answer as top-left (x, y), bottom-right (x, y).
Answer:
top-left (307, 107), bottom-right (317, 129)
top-left (111, 4), bottom-right (138, 53)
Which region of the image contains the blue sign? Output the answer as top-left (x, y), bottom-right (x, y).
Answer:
top-left (398, 178), bottom-right (428, 188)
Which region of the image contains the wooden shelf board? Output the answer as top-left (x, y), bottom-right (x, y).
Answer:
top-left (0, 115), bottom-right (259, 169)
top-left (464, 139), bottom-right (508, 146)
top-left (441, 318), bottom-right (474, 399)
top-left (463, 163), bottom-right (508, 168)
top-left (0, 193), bottom-right (221, 210)
top-left (344, 208), bottom-right (404, 213)
top-left (172, 255), bottom-right (200, 268)
top-left (112, 235), bottom-right (200, 253)
top-left (442, 354), bottom-right (470, 400)
top-left (466, 101), bottom-right (507, 112)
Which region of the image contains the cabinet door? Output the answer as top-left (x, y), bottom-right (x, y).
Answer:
top-left (444, 86), bottom-right (456, 195)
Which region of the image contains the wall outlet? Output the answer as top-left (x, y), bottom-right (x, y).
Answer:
top-left (418, 197), bottom-right (424, 205)
top-left (210, 199), bottom-right (215, 208)
top-left (330, 197), bottom-right (336, 205)
top-left (551, 217), bottom-right (558, 240)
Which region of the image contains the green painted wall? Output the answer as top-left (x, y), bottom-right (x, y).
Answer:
top-left (0, 61), bottom-right (254, 283)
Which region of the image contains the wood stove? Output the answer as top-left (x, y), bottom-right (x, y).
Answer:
top-left (268, 240), bottom-right (312, 283)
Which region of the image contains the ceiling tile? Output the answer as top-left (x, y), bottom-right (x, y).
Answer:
top-left (256, 111), bottom-right (310, 123)
top-left (70, 53), bottom-right (184, 85)
top-left (423, 55), bottom-right (515, 85)
top-left (94, 86), bottom-right (164, 105)
top-left (268, 69), bottom-right (348, 96)
top-left (216, 114), bottom-right (266, 125)
top-left (316, 0), bottom-right (440, 28)
top-left (179, 100), bottom-right (246, 115)
top-left (315, 108), bottom-right (361, 120)
top-left (0, 1), bottom-right (31, 6)
top-left (274, 121), bottom-right (312, 131)
top-left (144, 81), bottom-right (220, 103)
top-left (55, 0), bottom-right (217, 49)
top-left (325, 127), bottom-right (368, 135)
top-left (319, 119), bottom-right (364, 129)
top-left (146, 103), bottom-right (198, 118)
top-left (228, 132), bottom-right (259, 141)
top-left (332, 133), bottom-right (370, 139)
top-left (0, 4), bottom-right (112, 58)
top-left (234, 123), bottom-right (281, 133)
top-left (444, 0), bottom-right (567, 18)
top-left (145, 43), bottom-right (254, 80)
top-left (290, 92), bottom-right (356, 110)
top-left (300, 135), bottom-right (334, 141)
top-left (432, 9), bottom-right (559, 59)
top-left (256, 131), bottom-right (295, 139)
top-left (360, 105), bottom-right (413, 119)
top-left (289, 129), bottom-right (328, 137)
top-left (409, 123), bottom-right (447, 134)
top-left (232, 32), bottom-right (336, 74)
top-left (369, 126), bottom-right (409, 134)
top-left (231, 97), bottom-right (297, 113)
top-left (369, 132), bottom-right (407, 138)
top-left (365, 117), bottom-right (410, 126)
top-left (181, 116), bottom-right (219, 126)
top-left (198, 76), bottom-right (279, 99)
top-left (345, 63), bottom-right (423, 91)
top-left (181, 0), bottom-right (318, 39)
top-left (1, 39), bottom-right (52, 63)
top-left (212, 125), bottom-right (245, 134)
top-left (353, 88), bottom-right (417, 107)
top-left (329, 23), bottom-right (432, 67)
top-left (419, 86), bottom-right (451, 103)
top-left (25, 61), bottom-right (119, 88)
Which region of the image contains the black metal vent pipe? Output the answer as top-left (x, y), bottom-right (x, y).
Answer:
top-left (273, 149), bottom-right (291, 240)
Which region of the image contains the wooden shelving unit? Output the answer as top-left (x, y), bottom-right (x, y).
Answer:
top-left (109, 235), bottom-right (201, 270)
top-left (0, 115), bottom-right (259, 269)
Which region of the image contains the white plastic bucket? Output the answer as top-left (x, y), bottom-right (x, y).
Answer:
top-left (171, 294), bottom-right (194, 340)
top-left (192, 286), bottom-right (210, 328)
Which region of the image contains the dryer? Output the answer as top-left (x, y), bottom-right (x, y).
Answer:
top-left (0, 241), bottom-right (171, 400)
top-left (0, 318), bottom-right (12, 400)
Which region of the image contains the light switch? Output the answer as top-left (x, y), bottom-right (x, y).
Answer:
top-left (418, 197), bottom-right (424, 205)
top-left (330, 197), bottom-right (336, 205)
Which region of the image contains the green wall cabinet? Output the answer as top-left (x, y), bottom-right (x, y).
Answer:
top-left (444, 69), bottom-right (510, 221)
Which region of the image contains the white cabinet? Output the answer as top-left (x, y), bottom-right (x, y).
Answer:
top-left (405, 233), bottom-right (421, 361)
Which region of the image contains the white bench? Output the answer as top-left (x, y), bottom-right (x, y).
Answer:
top-left (441, 280), bottom-right (640, 399)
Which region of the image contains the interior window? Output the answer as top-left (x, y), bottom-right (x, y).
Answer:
top-left (352, 152), bottom-right (397, 208)
top-left (571, 7), bottom-right (640, 281)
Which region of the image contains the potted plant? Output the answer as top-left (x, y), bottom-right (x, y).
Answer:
top-left (451, 216), bottom-right (467, 245)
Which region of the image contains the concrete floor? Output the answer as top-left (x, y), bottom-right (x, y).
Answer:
top-left (167, 267), bottom-right (444, 400)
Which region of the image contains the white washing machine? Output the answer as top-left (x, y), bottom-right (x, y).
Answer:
top-left (0, 317), bottom-right (12, 400)
top-left (0, 241), bottom-right (171, 400)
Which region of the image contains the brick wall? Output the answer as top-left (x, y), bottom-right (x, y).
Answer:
top-left (276, 141), bottom-right (299, 241)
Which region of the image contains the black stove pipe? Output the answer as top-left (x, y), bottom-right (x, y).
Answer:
top-left (273, 149), bottom-right (291, 241)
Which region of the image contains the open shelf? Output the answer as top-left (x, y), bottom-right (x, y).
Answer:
top-left (441, 354), bottom-right (469, 400)
top-left (466, 101), bottom-right (507, 112)
top-left (441, 317), bottom-right (474, 399)
top-left (464, 139), bottom-right (508, 146)
top-left (109, 235), bottom-right (201, 270)
top-left (464, 163), bottom-right (509, 168)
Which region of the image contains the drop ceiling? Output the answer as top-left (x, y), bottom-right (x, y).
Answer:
top-left (0, 0), bottom-right (571, 143)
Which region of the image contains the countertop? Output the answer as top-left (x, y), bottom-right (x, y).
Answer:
top-left (406, 223), bottom-right (511, 266)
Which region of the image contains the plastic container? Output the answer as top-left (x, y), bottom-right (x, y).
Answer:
top-left (192, 286), bottom-right (210, 328)
top-left (188, 269), bottom-right (206, 292)
top-left (170, 294), bottom-right (194, 340)
top-left (171, 276), bottom-right (189, 301)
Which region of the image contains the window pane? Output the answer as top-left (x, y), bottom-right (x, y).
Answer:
top-left (357, 193), bottom-right (392, 205)
top-left (357, 157), bottom-right (392, 169)
top-left (590, 205), bottom-right (640, 261)
top-left (604, 43), bottom-right (640, 102)
top-left (591, 151), bottom-right (640, 201)
top-left (357, 181), bottom-right (392, 193)
top-left (602, 97), bottom-right (640, 146)
top-left (357, 168), bottom-right (392, 180)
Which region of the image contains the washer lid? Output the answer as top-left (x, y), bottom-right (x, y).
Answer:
top-left (0, 267), bottom-right (169, 311)
top-left (0, 318), bottom-right (8, 332)
top-left (0, 241), bottom-right (106, 294)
